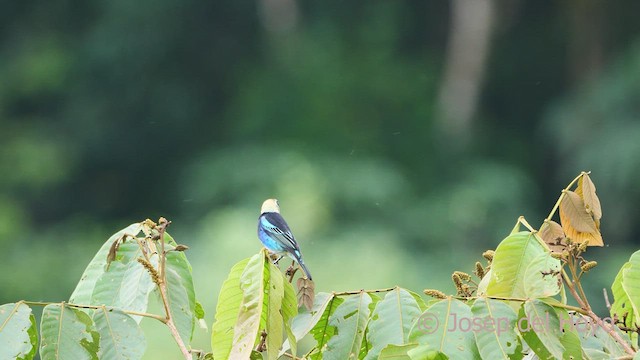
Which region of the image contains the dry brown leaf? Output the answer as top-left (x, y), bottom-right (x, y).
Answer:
top-left (539, 220), bottom-right (565, 253)
top-left (559, 191), bottom-right (603, 246)
top-left (580, 174), bottom-right (602, 220)
top-left (560, 191), bottom-right (598, 233)
top-left (296, 277), bottom-right (315, 311)
top-left (106, 235), bottom-right (128, 270)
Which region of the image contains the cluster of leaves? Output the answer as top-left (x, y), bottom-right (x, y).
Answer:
top-left (0, 219), bottom-right (203, 359)
top-left (208, 173), bottom-right (639, 359)
top-left (211, 247), bottom-right (432, 359)
top-left (211, 251), bottom-right (298, 360)
top-left (2, 172), bottom-right (640, 359)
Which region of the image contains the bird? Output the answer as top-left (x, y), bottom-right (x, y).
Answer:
top-left (258, 198), bottom-right (312, 280)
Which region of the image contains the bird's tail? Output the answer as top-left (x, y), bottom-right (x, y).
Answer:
top-left (298, 259), bottom-right (313, 280)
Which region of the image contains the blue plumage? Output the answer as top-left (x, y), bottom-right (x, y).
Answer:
top-left (258, 199), bottom-right (312, 280)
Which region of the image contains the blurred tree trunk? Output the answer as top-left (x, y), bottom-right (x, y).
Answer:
top-left (437, 0), bottom-right (495, 149)
top-left (258, 0), bottom-right (299, 34)
top-left (567, 0), bottom-right (605, 85)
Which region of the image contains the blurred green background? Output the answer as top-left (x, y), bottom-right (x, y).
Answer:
top-left (2, 0), bottom-right (640, 357)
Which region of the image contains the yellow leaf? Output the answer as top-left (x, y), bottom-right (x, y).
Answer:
top-left (567, 230), bottom-right (603, 246)
top-left (560, 191), bottom-right (597, 233)
top-left (580, 174), bottom-right (602, 220)
top-left (559, 191), bottom-right (603, 246)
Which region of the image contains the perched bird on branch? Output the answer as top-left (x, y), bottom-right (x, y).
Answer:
top-left (258, 198), bottom-right (312, 280)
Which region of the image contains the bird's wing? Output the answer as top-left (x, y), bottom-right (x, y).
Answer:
top-left (260, 212), bottom-right (300, 253)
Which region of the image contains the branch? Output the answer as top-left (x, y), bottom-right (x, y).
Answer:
top-left (452, 295), bottom-right (587, 315)
top-left (562, 261), bottom-right (636, 356)
top-left (287, 260), bottom-right (298, 283)
top-left (545, 171), bottom-right (589, 221)
top-left (585, 309), bottom-right (636, 356)
top-left (333, 287), bottom-right (397, 297)
top-left (22, 300), bottom-right (167, 323)
top-left (516, 216), bottom-right (536, 232)
top-left (155, 218), bottom-right (192, 360)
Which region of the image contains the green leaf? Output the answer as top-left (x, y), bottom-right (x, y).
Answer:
top-left (378, 343), bottom-right (418, 359)
top-left (368, 292), bottom-right (383, 308)
top-left (523, 253), bottom-right (561, 298)
top-left (211, 257), bottom-right (251, 360)
top-left (553, 308), bottom-right (583, 360)
top-left (194, 301), bottom-right (205, 320)
top-left (322, 292), bottom-right (372, 359)
top-left (407, 345), bottom-right (449, 360)
top-left (405, 289), bottom-right (428, 312)
top-left (281, 275), bottom-right (298, 357)
top-left (364, 287), bottom-right (423, 360)
top-left (69, 223), bottom-right (143, 304)
top-left (576, 311), bottom-right (630, 358)
top-left (598, 326), bottom-right (632, 357)
top-left (195, 300), bottom-right (207, 330)
top-left (0, 302), bottom-right (38, 360)
top-left (487, 231), bottom-right (548, 299)
top-left (93, 307), bottom-right (146, 359)
top-left (409, 298), bottom-right (479, 359)
top-left (164, 233), bottom-right (198, 344)
top-left (611, 262), bottom-right (634, 328)
top-left (40, 304), bottom-right (99, 360)
top-left (90, 241), bottom-right (157, 322)
top-left (377, 343), bottom-right (450, 360)
top-left (230, 253), bottom-right (266, 359)
top-left (519, 300), bottom-right (564, 359)
top-left (622, 251), bottom-right (640, 327)
top-left (585, 348), bottom-right (615, 360)
top-left (309, 294), bottom-right (344, 360)
top-left (477, 268), bottom-right (492, 295)
top-left (470, 297), bottom-right (521, 360)
top-left (165, 267), bottom-right (194, 346)
top-left (281, 292), bottom-right (334, 356)
top-left (265, 262), bottom-right (284, 360)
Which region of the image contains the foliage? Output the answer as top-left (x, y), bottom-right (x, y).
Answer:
top-left (1, 218), bottom-right (201, 359)
top-left (1, 173), bottom-right (640, 359)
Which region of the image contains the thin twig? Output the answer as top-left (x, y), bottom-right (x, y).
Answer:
top-left (155, 218), bottom-right (192, 360)
top-left (561, 256), bottom-right (636, 356)
top-left (333, 287), bottom-right (397, 296)
top-left (545, 172), bottom-right (588, 221)
top-left (452, 295), bottom-right (587, 315)
top-left (586, 309), bottom-right (636, 355)
top-left (287, 260), bottom-right (298, 283)
top-left (22, 300), bottom-right (167, 323)
top-left (603, 288), bottom-right (612, 311)
top-left (517, 216), bottom-right (536, 232)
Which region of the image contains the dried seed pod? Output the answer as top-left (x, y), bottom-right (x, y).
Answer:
top-left (474, 262), bottom-right (485, 278)
top-left (452, 273), bottom-right (463, 290)
top-left (453, 271), bottom-right (471, 281)
top-left (581, 261), bottom-right (598, 272)
top-left (577, 241), bottom-right (589, 253)
top-left (423, 289), bottom-right (447, 299)
top-left (137, 257), bottom-right (161, 285)
top-left (550, 252), bottom-right (564, 260)
top-left (482, 250), bottom-right (495, 262)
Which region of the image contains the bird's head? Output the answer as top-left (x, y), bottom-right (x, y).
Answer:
top-left (261, 198), bottom-right (280, 214)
